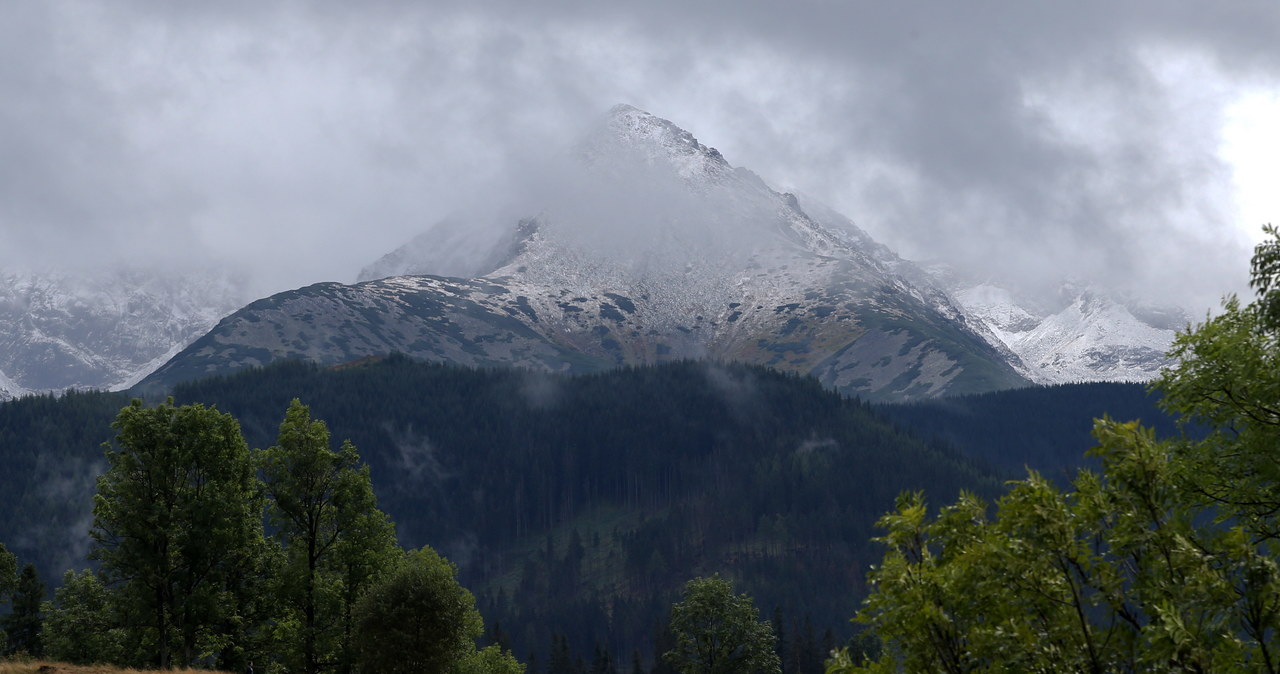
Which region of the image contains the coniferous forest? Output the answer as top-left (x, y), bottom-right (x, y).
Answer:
top-left (0, 353), bottom-right (1175, 672)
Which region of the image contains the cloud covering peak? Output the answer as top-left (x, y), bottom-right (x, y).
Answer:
top-left (2, 1), bottom-right (1276, 310)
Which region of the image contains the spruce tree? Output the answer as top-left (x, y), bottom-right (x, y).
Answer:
top-left (3, 563), bottom-right (44, 655)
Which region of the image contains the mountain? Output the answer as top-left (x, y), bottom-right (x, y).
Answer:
top-left (0, 268), bottom-right (249, 395)
top-left (940, 275), bottom-right (1186, 383)
top-left (789, 196), bottom-right (1184, 385)
top-left (142, 105), bottom-right (1028, 402)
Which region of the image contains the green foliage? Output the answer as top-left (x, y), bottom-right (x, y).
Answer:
top-left (451, 644), bottom-right (527, 674)
top-left (3, 563), bottom-right (45, 656)
top-left (841, 225), bottom-right (1280, 672)
top-left (1157, 302), bottom-right (1280, 541)
top-left (260, 399), bottom-right (400, 674)
top-left (40, 570), bottom-right (124, 665)
top-left (90, 398), bottom-right (266, 669)
top-left (664, 575), bottom-right (780, 674)
top-left (353, 546), bottom-right (485, 674)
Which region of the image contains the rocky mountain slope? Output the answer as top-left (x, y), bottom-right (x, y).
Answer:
top-left (0, 268), bottom-right (249, 397)
top-left (0, 367), bottom-right (22, 401)
top-left (790, 196), bottom-right (1184, 385)
top-left (142, 105), bottom-right (1028, 401)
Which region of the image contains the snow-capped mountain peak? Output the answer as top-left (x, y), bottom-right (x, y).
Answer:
top-left (580, 104), bottom-right (733, 186)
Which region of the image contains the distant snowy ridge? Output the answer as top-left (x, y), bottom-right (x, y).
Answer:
top-left (0, 367), bottom-right (25, 401)
top-left (0, 268), bottom-right (250, 394)
top-left (948, 280), bottom-right (1184, 384)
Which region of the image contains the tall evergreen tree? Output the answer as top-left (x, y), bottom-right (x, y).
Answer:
top-left (0, 543), bottom-right (15, 654)
top-left (3, 563), bottom-right (44, 655)
top-left (91, 399), bottom-right (264, 668)
top-left (591, 642), bottom-right (617, 674)
top-left (261, 399), bottom-right (399, 674)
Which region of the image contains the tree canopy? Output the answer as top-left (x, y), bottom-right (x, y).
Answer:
top-left (353, 546), bottom-right (486, 674)
top-left (261, 399), bottom-right (399, 674)
top-left (838, 225), bottom-right (1280, 672)
top-left (664, 575), bottom-right (780, 674)
top-left (90, 399), bottom-right (264, 669)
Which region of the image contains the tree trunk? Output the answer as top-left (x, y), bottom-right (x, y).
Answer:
top-left (306, 535), bottom-right (318, 674)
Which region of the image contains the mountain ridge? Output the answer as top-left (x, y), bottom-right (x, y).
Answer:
top-left (141, 105), bottom-right (1028, 401)
top-left (0, 268), bottom-right (250, 395)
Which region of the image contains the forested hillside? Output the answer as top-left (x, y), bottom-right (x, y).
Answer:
top-left (879, 381), bottom-right (1180, 480)
top-left (0, 358), bottom-right (996, 668)
top-left (0, 391), bottom-right (129, 577)
top-left (0, 359), bottom-right (1171, 669)
top-left (167, 357), bottom-right (1001, 667)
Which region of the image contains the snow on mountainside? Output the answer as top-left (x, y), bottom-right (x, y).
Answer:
top-left (147, 105), bottom-right (1027, 401)
top-left (0, 367), bottom-right (24, 401)
top-left (0, 268), bottom-right (249, 394)
top-left (948, 279), bottom-right (1185, 384)
top-left (795, 194), bottom-right (1186, 385)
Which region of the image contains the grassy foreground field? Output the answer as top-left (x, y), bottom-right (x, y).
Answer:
top-left (0, 662), bottom-right (231, 674)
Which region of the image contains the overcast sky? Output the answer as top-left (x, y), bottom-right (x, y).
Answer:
top-left (2, 1), bottom-right (1278, 311)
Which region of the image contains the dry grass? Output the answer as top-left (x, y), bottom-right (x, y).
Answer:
top-left (0, 662), bottom-right (231, 674)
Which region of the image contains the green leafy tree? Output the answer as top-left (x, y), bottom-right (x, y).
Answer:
top-left (663, 575), bottom-right (780, 674)
top-left (40, 570), bottom-right (125, 665)
top-left (91, 399), bottom-right (265, 668)
top-left (261, 399), bottom-right (399, 674)
top-left (838, 226), bottom-right (1280, 672)
top-left (451, 644), bottom-right (528, 674)
top-left (3, 563), bottom-right (45, 655)
top-left (353, 546), bottom-right (485, 674)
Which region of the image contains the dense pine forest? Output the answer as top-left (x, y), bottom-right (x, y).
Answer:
top-left (879, 381), bottom-right (1183, 480)
top-left (0, 356), bottom-right (1173, 671)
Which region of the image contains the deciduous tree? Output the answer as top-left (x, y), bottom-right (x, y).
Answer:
top-left (91, 399), bottom-right (264, 668)
top-left (663, 575), bottom-right (780, 674)
top-left (838, 226), bottom-right (1280, 672)
top-left (261, 398), bottom-right (399, 674)
top-left (353, 546), bottom-right (484, 674)
top-left (40, 570), bottom-right (125, 665)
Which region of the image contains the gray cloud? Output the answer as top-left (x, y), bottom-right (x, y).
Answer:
top-left (2, 1), bottom-right (1277, 309)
